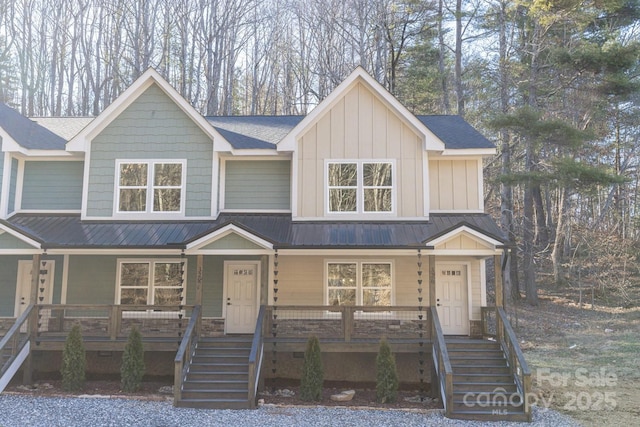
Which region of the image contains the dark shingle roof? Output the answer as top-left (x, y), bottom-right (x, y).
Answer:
top-left (206, 116), bottom-right (304, 149)
top-left (4, 213), bottom-right (506, 249)
top-left (416, 115), bottom-right (495, 149)
top-left (0, 103), bottom-right (67, 150)
top-left (207, 114), bottom-right (494, 151)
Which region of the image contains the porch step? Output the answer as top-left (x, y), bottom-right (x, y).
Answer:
top-left (444, 338), bottom-right (527, 422)
top-left (176, 335), bottom-right (254, 409)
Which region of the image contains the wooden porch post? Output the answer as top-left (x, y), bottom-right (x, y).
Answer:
top-left (195, 254), bottom-right (203, 334)
top-left (23, 253), bottom-right (41, 384)
top-left (428, 255), bottom-right (436, 307)
top-left (427, 254), bottom-right (438, 398)
top-left (494, 254), bottom-right (504, 308)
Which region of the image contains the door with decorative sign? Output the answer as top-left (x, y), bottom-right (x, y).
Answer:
top-left (224, 262), bottom-right (259, 334)
top-left (15, 260), bottom-right (55, 331)
top-left (435, 264), bottom-right (469, 335)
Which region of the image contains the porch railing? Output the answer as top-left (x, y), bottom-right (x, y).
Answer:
top-left (33, 304), bottom-right (196, 340)
top-left (0, 305), bottom-right (33, 380)
top-left (248, 305), bottom-right (266, 408)
top-left (264, 305), bottom-right (431, 342)
top-left (496, 307), bottom-right (532, 421)
top-left (430, 306), bottom-right (453, 417)
top-left (174, 305), bottom-right (201, 405)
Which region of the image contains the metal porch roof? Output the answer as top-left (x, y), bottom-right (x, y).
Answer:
top-left (4, 213), bottom-right (506, 250)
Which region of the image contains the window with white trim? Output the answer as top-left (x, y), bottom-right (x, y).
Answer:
top-left (326, 261), bottom-right (392, 306)
top-left (117, 161), bottom-right (184, 213)
top-left (117, 259), bottom-right (185, 306)
top-left (327, 161), bottom-right (393, 213)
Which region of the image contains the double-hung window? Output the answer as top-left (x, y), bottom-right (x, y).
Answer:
top-left (117, 259), bottom-right (185, 307)
top-left (326, 261), bottom-right (393, 306)
top-left (117, 161), bottom-right (185, 214)
top-left (327, 161), bottom-right (393, 214)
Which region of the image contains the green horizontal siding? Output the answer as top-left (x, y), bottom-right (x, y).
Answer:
top-left (224, 160), bottom-right (290, 210)
top-left (0, 256), bottom-right (21, 316)
top-left (67, 256), bottom-right (118, 304)
top-left (22, 161), bottom-right (83, 210)
top-left (0, 231), bottom-right (36, 249)
top-left (86, 83), bottom-right (213, 217)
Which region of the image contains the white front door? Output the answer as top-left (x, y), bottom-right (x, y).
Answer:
top-left (15, 260), bottom-right (55, 331)
top-left (224, 262), bottom-right (259, 334)
top-left (436, 264), bottom-right (469, 335)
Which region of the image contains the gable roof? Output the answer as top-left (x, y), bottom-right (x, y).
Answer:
top-left (66, 68), bottom-right (228, 152)
top-left (0, 103), bottom-right (67, 151)
top-left (4, 213), bottom-right (506, 250)
top-left (277, 67), bottom-right (446, 152)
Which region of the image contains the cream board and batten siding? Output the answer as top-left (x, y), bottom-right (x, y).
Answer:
top-left (275, 255), bottom-right (425, 306)
top-left (85, 83), bottom-right (213, 218)
top-left (296, 82), bottom-right (425, 219)
top-left (21, 161), bottom-right (83, 210)
top-left (222, 160), bottom-right (291, 211)
top-left (429, 159), bottom-right (483, 212)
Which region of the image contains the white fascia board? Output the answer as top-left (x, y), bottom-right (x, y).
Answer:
top-left (276, 249), bottom-right (420, 256)
top-left (431, 148), bottom-right (497, 157)
top-left (227, 148), bottom-right (280, 156)
top-left (186, 224), bottom-right (273, 251)
top-left (67, 68), bottom-right (229, 152)
top-left (44, 248), bottom-right (183, 256)
top-left (426, 225), bottom-right (503, 248)
top-left (277, 67), bottom-right (444, 152)
top-left (0, 225), bottom-right (42, 248)
top-left (427, 249), bottom-right (502, 256)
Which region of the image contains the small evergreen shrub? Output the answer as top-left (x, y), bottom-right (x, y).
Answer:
top-left (61, 323), bottom-right (86, 392)
top-left (120, 326), bottom-right (146, 392)
top-left (376, 338), bottom-right (399, 403)
top-left (299, 335), bottom-right (323, 401)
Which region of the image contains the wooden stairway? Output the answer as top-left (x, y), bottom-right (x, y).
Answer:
top-left (445, 338), bottom-right (528, 422)
top-left (176, 336), bottom-right (253, 409)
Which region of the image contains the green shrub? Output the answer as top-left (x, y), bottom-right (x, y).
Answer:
top-left (299, 335), bottom-right (323, 401)
top-left (120, 326), bottom-right (145, 392)
top-left (376, 338), bottom-right (399, 403)
top-left (61, 323), bottom-right (86, 392)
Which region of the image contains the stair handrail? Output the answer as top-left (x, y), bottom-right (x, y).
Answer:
top-left (496, 307), bottom-right (532, 421)
top-left (0, 305), bottom-right (34, 377)
top-left (430, 306), bottom-right (453, 417)
top-left (173, 305), bottom-right (201, 405)
top-left (248, 305), bottom-right (267, 409)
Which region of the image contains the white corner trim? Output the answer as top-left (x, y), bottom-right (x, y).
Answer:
top-left (0, 153), bottom-right (12, 217)
top-left (480, 258), bottom-right (487, 307)
top-left (14, 158), bottom-right (24, 211)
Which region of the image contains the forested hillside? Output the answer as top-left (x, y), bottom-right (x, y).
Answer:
top-left (1, 0), bottom-right (638, 306)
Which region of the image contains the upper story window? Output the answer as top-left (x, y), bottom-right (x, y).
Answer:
top-left (117, 161), bottom-right (185, 214)
top-left (327, 161), bottom-right (393, 214)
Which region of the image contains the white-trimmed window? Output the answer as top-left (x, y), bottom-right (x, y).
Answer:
top-left (117, 161), bottom-right (185, 214)
top-left (326, 261), bottom-right (393, 306)
top-left (117, 259), bottom-right (185, 306)
top-left (327, 161), bottom-right (394, 214)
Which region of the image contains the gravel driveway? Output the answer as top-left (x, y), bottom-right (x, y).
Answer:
top-left (0, 395), bottom-right (582, 427)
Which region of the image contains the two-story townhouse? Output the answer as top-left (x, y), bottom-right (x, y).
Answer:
top-left (0, 68), bottom-right (530, 421)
